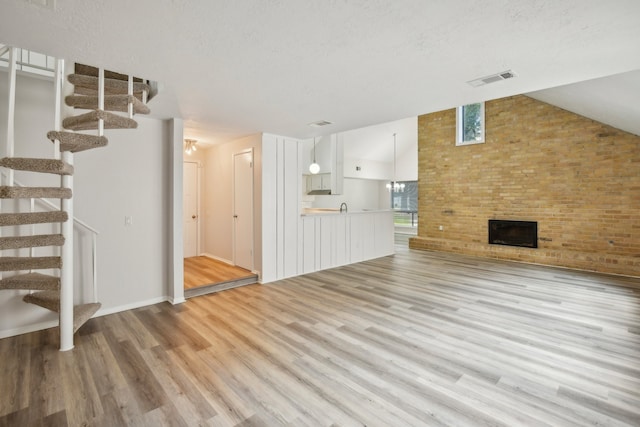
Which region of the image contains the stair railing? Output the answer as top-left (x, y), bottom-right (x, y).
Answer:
top-left (1, 47), bottom-right (18, 285)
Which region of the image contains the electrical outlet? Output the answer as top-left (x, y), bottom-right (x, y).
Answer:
top-left (438, 225), bottom-right (444, 231)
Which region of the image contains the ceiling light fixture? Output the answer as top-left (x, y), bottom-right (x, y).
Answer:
top-left (309, 138), bottom-right (320, 174)
top-left (386, 133), bottom-right (405, 193)
top-left (184, 139), bottom-right (197, 155)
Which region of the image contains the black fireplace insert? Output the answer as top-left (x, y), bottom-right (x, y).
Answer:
top-left (488, 220), bottom-right (538, 248)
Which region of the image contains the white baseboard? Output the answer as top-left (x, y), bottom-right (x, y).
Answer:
top-left (95, 296), bottom-right (169, 317)
top-left (200, 253), bottom-right (234, 266)
top-left (200, 253), bottom-right (261, 281)
top-left (0, 320), bottom-right (58, 340)
top-left (0, 296), bottom-right (174, 340)
top-left (168, 296), bottom-right (186, 305)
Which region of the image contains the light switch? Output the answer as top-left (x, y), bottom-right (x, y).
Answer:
top-left (125, 216), bottom-right (133, 226)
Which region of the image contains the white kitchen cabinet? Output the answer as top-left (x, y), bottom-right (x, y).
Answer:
top-left (303, 135), bottom-right (343, 195)
top-left (307, 173), bottom-right (331, 192)
top-left (300, 210), bottom-right (394, 274)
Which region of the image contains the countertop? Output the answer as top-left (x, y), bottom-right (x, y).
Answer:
top-left (301, 208), bottom-right (392, 216)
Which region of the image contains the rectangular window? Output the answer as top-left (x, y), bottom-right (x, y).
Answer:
top-left (389, 181), bottom-right (418, 228)
top-left (456, 102), bottom-right (485, 146)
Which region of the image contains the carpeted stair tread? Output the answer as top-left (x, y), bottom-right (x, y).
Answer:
top-left (23, 291), bottom-right (101, 332)
top-left (62, 110), bottom-right (137, 131)
top-left (23, 290), bottom-right (60, 311)
top-left (0, 272), bottom-right (59, 291)
top-left (65, 95), bottom-right (150, 114)
top-left (47, 131), bottom-right (108, 153)
top-left (0, 211), bottom-right (68, 226)
top-left (0, 256), bottom-right (61, 272)
top-left (68, 74), bottom-right (150, 96)
top-left (0, 234), bottom-right (64, 250)
top-left (0, 157), bottom-right (73, 175)
top-left (73, 302), bottom-right (101, 332)
top-left (0, 186), bottom-right (71, 199)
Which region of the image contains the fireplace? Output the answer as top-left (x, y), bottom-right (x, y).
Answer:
top-left (488, 220), bottom-right (538, 248)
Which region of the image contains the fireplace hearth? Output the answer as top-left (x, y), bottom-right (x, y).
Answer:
top-left (489, 220), bottom-right (538, 248)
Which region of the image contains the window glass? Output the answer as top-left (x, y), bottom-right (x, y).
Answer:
top-left (456, 103), bottom-right (485, 145)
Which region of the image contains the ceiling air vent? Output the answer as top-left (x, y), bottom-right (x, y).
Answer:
top-left (467, 70), bottom-right (517, 88)
top-left (308, 120), bottom-right (333, 127)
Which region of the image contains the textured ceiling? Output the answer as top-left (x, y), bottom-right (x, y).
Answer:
top-left (1, 0), bottom-right (640, 146)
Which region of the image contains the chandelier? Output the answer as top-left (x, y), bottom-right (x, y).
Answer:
top-left (386, 133), bottom-right (405, 192)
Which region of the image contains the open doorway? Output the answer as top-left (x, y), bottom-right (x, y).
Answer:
top-left (182, 148), bottom-right (257, 298)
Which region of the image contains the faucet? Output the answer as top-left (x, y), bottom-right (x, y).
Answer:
top-left (340, 202), bottom-right (348, 213)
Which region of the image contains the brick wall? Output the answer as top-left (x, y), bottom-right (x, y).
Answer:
top-left (409, 95), bottom-right (640, 277)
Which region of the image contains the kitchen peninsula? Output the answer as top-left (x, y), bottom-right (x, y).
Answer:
top-left (300, 208), bottom-right (394, 274)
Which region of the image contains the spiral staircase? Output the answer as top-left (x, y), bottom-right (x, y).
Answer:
top-left (0, 47), bottom-right (151, 350)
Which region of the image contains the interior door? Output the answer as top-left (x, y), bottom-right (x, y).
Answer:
top-left (233, 150), bottom-right (254, 270)
top-left (183, 161), bottom-right (198, 258)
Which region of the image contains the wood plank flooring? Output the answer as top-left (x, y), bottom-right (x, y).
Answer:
top-left (184, 256), bottom-right (256, 289)
top-left (2, 249), bottom-right (640, 426)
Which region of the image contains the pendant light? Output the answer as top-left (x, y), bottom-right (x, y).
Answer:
top-left (386, 133), bottom-right (405, 192)
top-left (309, 137), bottom-right (320, 174)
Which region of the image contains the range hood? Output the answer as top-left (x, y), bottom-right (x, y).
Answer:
top-left (307, 189), bottom-right (332, 195)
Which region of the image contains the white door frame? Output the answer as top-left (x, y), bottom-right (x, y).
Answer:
top-left (170, 119), bottom-right (185, 304)
top-left (183, 160), bottom-right (201, 257)
top-left (232, 148), bottom-right (254, 270)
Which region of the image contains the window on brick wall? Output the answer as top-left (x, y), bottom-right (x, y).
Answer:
top-left (456, 102), bottom-right (485, 146)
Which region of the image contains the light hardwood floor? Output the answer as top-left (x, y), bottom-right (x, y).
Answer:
top-left (184, 256), bottom-right (256, 289)
top-left (2, 249), bottom-right (640, 426)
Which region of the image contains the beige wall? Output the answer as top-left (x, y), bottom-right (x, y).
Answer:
top-left (410, 95), bottom-right (640, 277)
top-left (201, 134), bottom-right (262, 274)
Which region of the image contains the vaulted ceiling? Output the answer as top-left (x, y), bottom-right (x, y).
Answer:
top-left (1, 1), bottom-right (639, 145)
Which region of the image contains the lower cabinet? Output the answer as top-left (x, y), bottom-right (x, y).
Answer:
top-left (301, 212), bottom-right (394, 274)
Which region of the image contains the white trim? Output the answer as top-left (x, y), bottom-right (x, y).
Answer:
top-left (168, 296), bottom-right (186, 305)
top-left (201, 252), bottom-right (234, 266)
top-left (95, 296), bottom-right (170, 317)
top-left (0, 296), bottom-right (173, 339)
top-left (0, 319), bottom-right (59, 340)
top-left (200, 252), bottom-right (261, 280)
top-left (170, 118), bottom-right (185, 304)
top-left (456, 102), bottom-right (485, 146)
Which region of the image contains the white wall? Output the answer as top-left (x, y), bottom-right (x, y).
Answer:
top-left (0, 72), bottom-right (173, 337)
top-left (395, 136), bottom-right (418, 182)
top-left (201, 134), bottom-right (263, 275)
top-left (73, 116), bottom-right (171, 311)
top-left (343, 157), bottom-right (392, 180)
top-left (311, 178), bottom-right (389, 211)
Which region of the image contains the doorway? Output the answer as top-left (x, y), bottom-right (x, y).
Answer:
top-left (182, 149), bottom-right (257, 298)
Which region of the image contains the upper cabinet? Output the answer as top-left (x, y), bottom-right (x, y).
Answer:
top-left (303, 134), bottom-right (343, 195)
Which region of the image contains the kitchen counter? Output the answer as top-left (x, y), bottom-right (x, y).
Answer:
top-left (298, 209), bottom-right (394, 273)
top-left (301, 208), bottom-right (392, 216)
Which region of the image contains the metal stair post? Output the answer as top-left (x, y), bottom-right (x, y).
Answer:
top-left (58, 58), bottom-right (74, 351)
